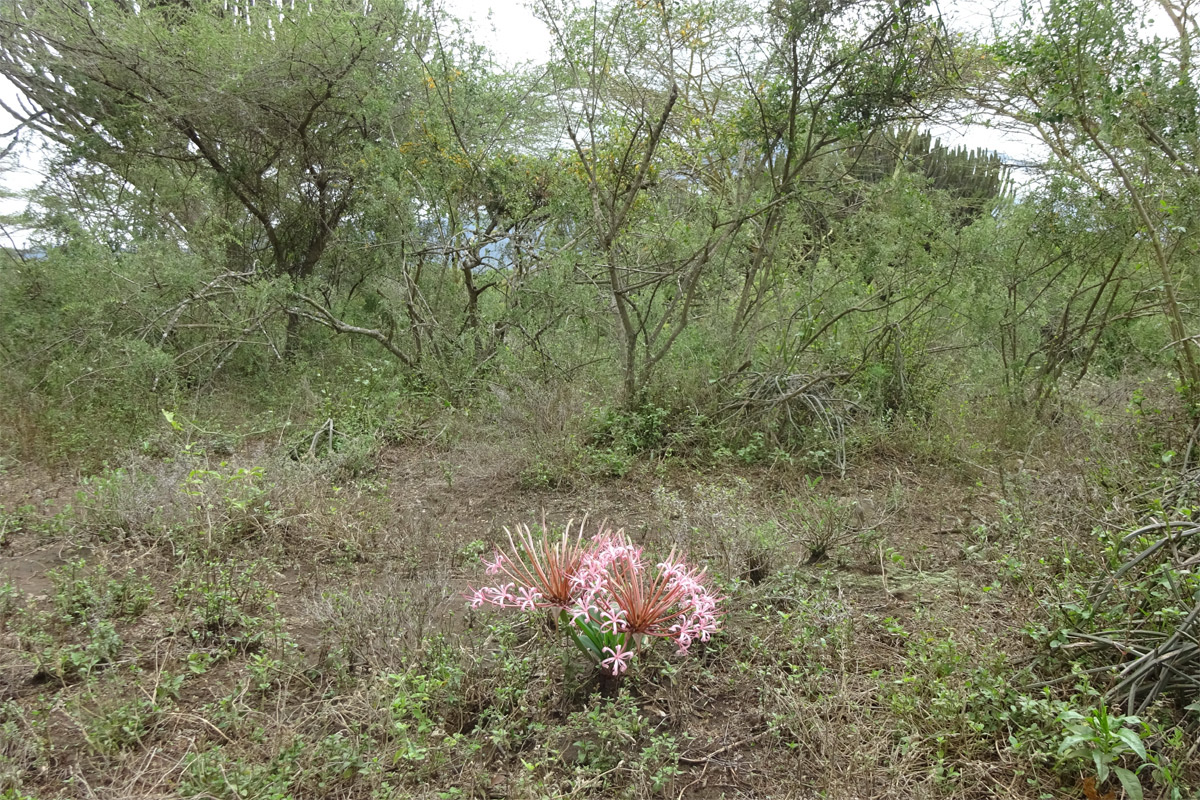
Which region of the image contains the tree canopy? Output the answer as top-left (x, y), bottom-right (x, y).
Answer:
top-left (0, 0), bottom-right (1194, 416)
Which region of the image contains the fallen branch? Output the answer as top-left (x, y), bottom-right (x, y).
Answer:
top-left (289, 294), bottom-right (415, 368)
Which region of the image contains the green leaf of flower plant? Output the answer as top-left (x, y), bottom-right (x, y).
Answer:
top-left (1113, 766), bottom-right (1143, 800)
top-left (1115, 727), bottom-right (1146, 760)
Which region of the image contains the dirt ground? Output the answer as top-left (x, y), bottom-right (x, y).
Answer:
top-left (0, 431), bottom-right (1190, 799)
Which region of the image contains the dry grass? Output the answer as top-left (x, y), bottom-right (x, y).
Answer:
top-left (1, 390), bottom-right (1198, 800)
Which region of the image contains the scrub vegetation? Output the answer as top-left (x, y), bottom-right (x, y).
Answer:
top-left (1, 0), bottom-right (1199, 796)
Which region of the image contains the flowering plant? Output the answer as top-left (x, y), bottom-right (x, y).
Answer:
top-left (466, 518), bottom-right (720, 676)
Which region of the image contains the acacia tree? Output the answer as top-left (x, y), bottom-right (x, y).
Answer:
top-left (536, 0), bottom-right (746, 405)
top-left (983, 0), bottom-right (1200, 399)
top-left (724, 0), bottom-right (958, 353)
top-left (535, 0), bottom-right (961, 406)
top-left (402, 38), bottom-right (558, 363)
top-left (278, 29), bottom-right (566, 394)
top-left (962, 187), bottom-right (1156, 411)
top-left (0, 0), bottom-right (426, 356)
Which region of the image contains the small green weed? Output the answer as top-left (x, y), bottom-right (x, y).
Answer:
top-left (76, 687), bottom-right (162, 756)
top-left (47, 560), bottom-right (154, 623)
top-left (1058, 704), bottom-right (1151, 800)
top-left (17, 616), bottom-right (123, 682)
top-left (172, 559), bottom-right (275, 651)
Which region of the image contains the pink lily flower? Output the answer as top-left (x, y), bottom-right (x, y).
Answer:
top-left (601, 644), bottom-right (633, 676)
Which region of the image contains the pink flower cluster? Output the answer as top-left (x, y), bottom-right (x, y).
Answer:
top-left (467, 519), bottom-right (721, 671)
top-left (568, 529), bottom-right (720, 656)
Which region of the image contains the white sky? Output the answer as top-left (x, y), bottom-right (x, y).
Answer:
top-left (443, 0), bottom-right (552, 64)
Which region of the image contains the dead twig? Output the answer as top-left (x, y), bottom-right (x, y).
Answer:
top-left (678, 730), bottom-right (769, 765)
